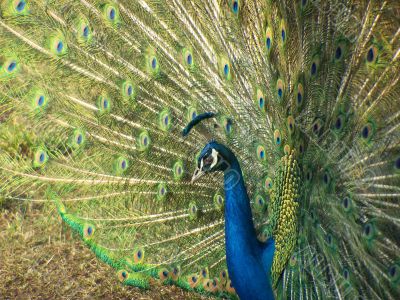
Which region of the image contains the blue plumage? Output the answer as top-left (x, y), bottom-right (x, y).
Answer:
top-left (182, 112), bottom-right (216, 137)
top-left (194, 140), bottom-right (276, 299)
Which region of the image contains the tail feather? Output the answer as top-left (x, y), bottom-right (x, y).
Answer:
top-left (0, 0), bottom-right (399, 299)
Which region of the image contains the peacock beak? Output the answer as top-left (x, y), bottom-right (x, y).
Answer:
top-left (191, 166), bottom-right (205, 183)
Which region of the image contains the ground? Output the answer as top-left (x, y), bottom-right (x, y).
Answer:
top-left (0, 201), bottom-right (210, 300)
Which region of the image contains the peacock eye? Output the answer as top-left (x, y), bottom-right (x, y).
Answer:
top-left (256, 145), bottom-right (266, 161)
top-left (287, 116), bottom-right (295, 134)
top-left (276, 79), bottom-right (284, 99)
top-left (323, 172), bottom-right (330, 185)
top-left (224, 64), bottom-right (229, 76)
top-left (76, 134), bottom-right (83, 144)
top-left (395, 157), bottom-right (400, 170)
top-left (255, 89), bottom-right (266, 112)
top-left (363, 223), bottom-right (374, 239)
top-left (259, 97), bottom-right (264, 108)
top-left (151, 57), bottom-right (157, 69)
top-left (83, 26), bottom-right (89, 37)
top-left (37, 95), bottom-right (45, 107)
top-left (56, 41), bottom-right (64, 53)
top-left (126, 84), bottom-right (133, 96)
top-left (335, 116), bottom-right (342, 130)
top-left (219, 57), bottom-right (231, 80)
top-left (297, 92), bottom-right (302, 103)
top-left (264, 177), bottom-right (272, 190)
top-left (265, 27), bottom-right (272, 52)
top-left (187, 53), bottom-right (192, 65)
top-left (311, 119), bottom-right (323, 135)
top-left (232, 0), bottom-right (239, 13)
top-left (33, 149), bottom-right (48, 168)
top-left (389, 265), bottom-right (397, 278)
top-left (274, 129), bottom-right (281, 145)
top-left (360, 122), bottom-right (375, 142)
top-left (335, 46), bottom-right (342, 59)
top-left (266, 37), bottom-right (271, 49)
top-left (311, 62), bottom-right (317, 75)
top-left (108, 7), bottom-right (116, 20)
top-left (138, 131), bottom-right (151, 151)
top-left (291, 255), bottom-right (297, 263)
top-left (7, 61), bottom-right (17, 72)
top-left (296, 83), bottom-right (304, 106)
top-left (83, 224), bottom-right (95, 239)
top-left (366, 46), bottom-right (377, 63)
top-left (158, 109), bottom-right (172, 131)
top-left (15, 1), bottom-right (26, 12)
top-left (343, 197), bottom-right (349, 208)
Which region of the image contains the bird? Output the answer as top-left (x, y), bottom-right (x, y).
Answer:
top-left (0, 0), bottom-right (399, 299)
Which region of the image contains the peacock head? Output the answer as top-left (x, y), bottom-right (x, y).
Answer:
top-left (192, 140), bottom-right (236, 182)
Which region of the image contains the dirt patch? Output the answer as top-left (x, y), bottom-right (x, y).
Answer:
top-left (0, 204), bottom-right (210, 300)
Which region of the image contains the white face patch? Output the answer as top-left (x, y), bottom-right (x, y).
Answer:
top-left (210, 148), bottom-right (219, 169)
top-left (191, 148), bottom-right (220, 183)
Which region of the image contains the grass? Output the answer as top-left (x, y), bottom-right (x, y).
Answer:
top-left (0, 200), bottom-right (210, 299)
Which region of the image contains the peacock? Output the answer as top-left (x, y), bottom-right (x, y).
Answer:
top-left (0, 0), bottom-right (399, 299)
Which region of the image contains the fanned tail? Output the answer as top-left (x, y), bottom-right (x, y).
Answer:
top-left (0, 0), bottom-right (399, 299)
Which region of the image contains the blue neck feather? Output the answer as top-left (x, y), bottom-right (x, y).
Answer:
top-left (222, 150), bottom-right (275, 300)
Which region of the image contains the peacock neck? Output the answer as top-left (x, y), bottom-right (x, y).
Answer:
top-left (223, 156), bottom-right (275, 300)
top-left (223, 159), bottom-right (258, 247)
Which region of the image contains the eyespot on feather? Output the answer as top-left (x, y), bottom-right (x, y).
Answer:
top-left (138, 131), bottom-right (151, 151)
top-left (157, 182), bottom-right (167, 201)
top-left (173, 160), bottom-right (184, 180)
top-left (117, 270), bottom-right (129, 282)
top-left (33, 148), bottom-right (48, 168)
top-left (133, 247), bottom-right (145, 264)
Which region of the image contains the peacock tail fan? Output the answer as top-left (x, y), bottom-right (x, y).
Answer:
top-left (0, 0), bottom-right (399, 299)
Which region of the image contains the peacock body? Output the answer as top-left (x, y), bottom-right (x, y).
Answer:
top-left (0, 0), bottom-right (399, 299)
